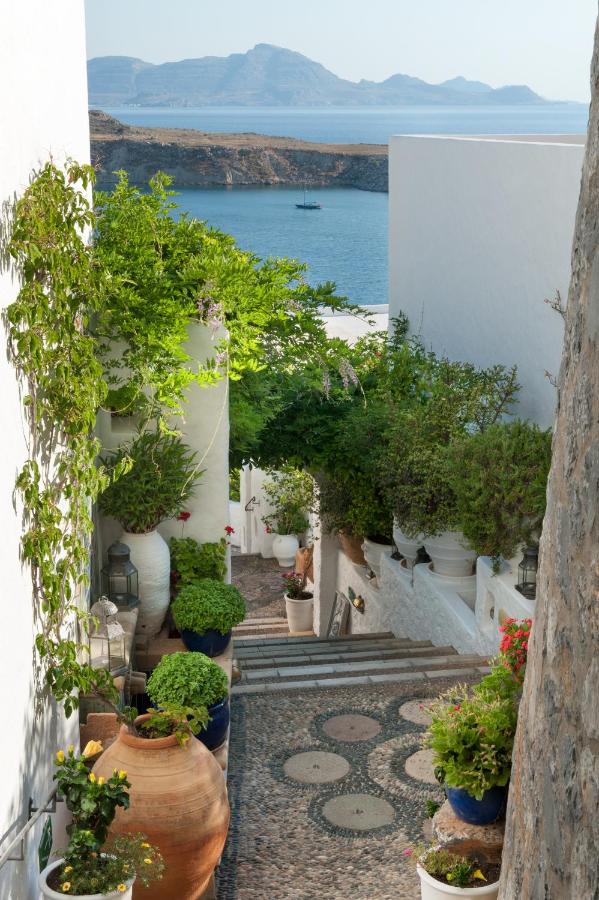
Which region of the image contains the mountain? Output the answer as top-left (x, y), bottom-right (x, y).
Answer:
top-left (87, 44), bottom-right (549, 108)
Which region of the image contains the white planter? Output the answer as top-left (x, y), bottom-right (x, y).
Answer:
top-left (426, 562), bottom-right (477, 610)
top-left (285, 592), bottom-right (314, 633)
top-left (417, 864), bottom-right (499, 899)
top-left (424, 531), bottom-right (477, 577)
top-left (272, 533), bottom-right (299, 567)
top-left (40, 859), bottom-right (134, 899)
top-left (362, 537), bottom-right (393, 579)
top-left (122, 529), bottom-right (170, 637)
top-left (393, 521), bottom-right (425, 568)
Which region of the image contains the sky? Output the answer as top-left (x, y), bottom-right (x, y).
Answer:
top-left (84, 0), bottom-right (597, 102)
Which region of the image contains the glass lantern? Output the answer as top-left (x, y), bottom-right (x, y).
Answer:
top-left (515, 546), bottom-right (539, 600)
top-left (89, 596), bottom-right (128, 676)
top-left (101, 541), bottom-right (139, 610)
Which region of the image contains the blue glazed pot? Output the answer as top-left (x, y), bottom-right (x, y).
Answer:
top-left (195, 697), bottom-right (230, 751)
top-left (445, 785), bottom-right (508, 825)
top-left (180, 628), bottom-right (232, 657)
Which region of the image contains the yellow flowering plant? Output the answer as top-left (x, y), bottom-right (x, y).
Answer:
top-left (49, 747), bottom-right (165, 895)
top-left (404, 843), bottom-right (496, 889)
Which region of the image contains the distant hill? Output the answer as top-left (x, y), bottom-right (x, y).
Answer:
top-left (87, 44), bottom-right (549, 108)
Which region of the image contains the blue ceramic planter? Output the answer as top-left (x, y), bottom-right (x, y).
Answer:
top-left (180, 628), bottom-right (232, 657)
top-left (446, 785), bottom-right (508, 825)
top-left (195, 697), bottom-right (230, 751)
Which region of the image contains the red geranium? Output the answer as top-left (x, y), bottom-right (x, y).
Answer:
top-left (499, 617), bottom-right (532, 683)
top-left (224, 525), bottom-right (235, 535)
top-left (177, 511), bottom-right (191, 522)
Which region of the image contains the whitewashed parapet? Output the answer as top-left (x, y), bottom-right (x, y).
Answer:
top-left (475, 556), bottom-right (535, 632)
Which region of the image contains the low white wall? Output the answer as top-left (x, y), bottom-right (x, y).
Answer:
top-left (389, 135), bottom-right (585, 427)
top-left (0, 1), bottom-right (90, 895)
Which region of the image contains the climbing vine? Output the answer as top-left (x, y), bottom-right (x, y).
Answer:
top-left (6, 161), bottom-right (122, 717)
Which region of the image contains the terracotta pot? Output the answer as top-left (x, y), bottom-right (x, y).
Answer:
top-left (338, 532), bottom-right (366, 566)
top-left (93, 716), bottom-right (229, 900)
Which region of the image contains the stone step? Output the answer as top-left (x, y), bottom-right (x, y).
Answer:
top-left (233, 630), bottom-right (396, 647)
top-left (238, 644), bottom-right (460, 669)
top-left (233, 623), bottom-right (290, 636)
top-left (237, 653), bottom-right (485, 685)
top-left (237, 616), bottom-right (289, 625)
top-left (234, 639), bottom-right (437, 660)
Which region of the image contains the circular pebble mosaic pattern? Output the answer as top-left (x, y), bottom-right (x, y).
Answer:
top-left (322, 713), bottom-right (382, 742)
top-left (284, 751), bottom-right (351, 784)
top-left (322, 793), bottom-right (395, 831)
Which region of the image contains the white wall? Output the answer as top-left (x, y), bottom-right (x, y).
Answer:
top-left (389, 135), bottom-right (585, 426)
top-left (0, 1), bottom-right (91, 895)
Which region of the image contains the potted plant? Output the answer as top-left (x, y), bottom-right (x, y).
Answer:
top-left (147, 651), bottom-right (230, 750)
top-left (423, 666), bottom-right (520, 825)
top-left (40, 743), bottom-right (164, 899)
top-left (262, 468), bottom-right (314, 567)
top-left (282, 571), bottom-right (314, 633)
top-left (171, 578), bottom-right (246, 655)
top-left (448, 420), bottom-right (552, 573)
top-left (92, 710), bottom-right (229, 900)
top-left (169, 536), bottom-right (228, 587)
top-left (99, 431), bottom-right (202, 637)
top-left (406, 844), bottom-right (500, 899)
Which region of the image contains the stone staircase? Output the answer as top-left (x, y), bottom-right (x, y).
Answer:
top-left (232, 631), bottom-right (489, 694)
top-left (233, 615), bottom-right (291, 639)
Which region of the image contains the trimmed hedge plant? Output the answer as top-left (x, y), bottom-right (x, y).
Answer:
top-left (146, 651), bottom-right (228, 710)
top-left (172, 579), bottom-right (246, 635)
top-left (170, 537), bottom-right (227, 584)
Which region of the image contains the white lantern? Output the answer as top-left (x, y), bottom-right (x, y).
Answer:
top-left (89, 596), bottom-right (128, 676)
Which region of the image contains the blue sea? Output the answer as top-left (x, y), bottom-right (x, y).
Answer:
top-left (98, 105), bottom-right (589, 305)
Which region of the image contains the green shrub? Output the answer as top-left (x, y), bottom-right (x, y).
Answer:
top-left (147, 651), bottom-right (229, 710)
top-left (448, 420), bottom-right (552, 571)
top-left (411, 845), bottom-right (491, 888)
top-left (172, 579), bottom-right (246, 635)
top-left (170, 537), bottom-right (227, 585)
top-left (423, 672), bottom-right (519, 799)
top-left (100, 430), bottom-right (201, 533)
top-left (262, 468), bottom-right (315, 535)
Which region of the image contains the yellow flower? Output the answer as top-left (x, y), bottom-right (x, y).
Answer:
top-left (56, 750), bottom-right (65, 764)
top-left (88, 773), bottom-right (96, 783)
top-left (67, 744), bottom-right (74, 755)
top-left (118, 770), bottom-right (127, 780)
top-left (144, 858), bottom-right (153, 865)
top-left (97, 776), bottom-right (106, 786)
top-left (82, 739), bottom-right (103, 758)
top-left (446, 873), bottom-right (455, 882)
top-left (63, 866), bottom-right (73, 874)
top-left (117, 886), bottom-right (127, 894)
top-left (61, 883), bottom-right (71, 893)
top-left (473, 870), bottom-right (487, 882)
top-left (140, 842), bottom-right (150, 849)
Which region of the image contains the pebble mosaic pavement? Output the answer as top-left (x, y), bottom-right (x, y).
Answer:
top-left (231, 552), bottom-right (289, 619)
top-left (216, 678), bottom-right (479, 900)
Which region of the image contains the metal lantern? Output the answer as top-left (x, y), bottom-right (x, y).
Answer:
top-left (515, 546), bottom-right (539, 600)
top-left (89, 596), bottom-right (128, 676)
top-left (101, 541), bottom-right (139, 610)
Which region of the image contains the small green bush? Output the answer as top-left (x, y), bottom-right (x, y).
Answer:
top-left (170, 537), bottom-right (227, 585)
top-left (262, 468), bottom-right (314, 535)
top-left (99, 430), bottom-right (202, 533)
top-left (423, 670), bottom-right (519, 799)
top-left (147, 651), bottom-right (228, 710)
top-left (448, 420), bottom-right (552, 571)
top-left (172, 579), bottom-right (246, 635)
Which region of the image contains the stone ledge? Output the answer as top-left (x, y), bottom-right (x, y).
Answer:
top-left (432, 800), bottom-right (504, 863)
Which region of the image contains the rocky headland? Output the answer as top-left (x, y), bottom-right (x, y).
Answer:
top-left (89, 110), bottom-right (389, 192)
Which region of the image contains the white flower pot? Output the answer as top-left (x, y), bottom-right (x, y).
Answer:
top-left (122, 529), bottom-right (170, 637)
top-left (272, 533), bottom-right (299, 567)
top-left (40, 859), bottom-right (134, 899)
top-left (393, 520), bottom-right (425, 569)
top-left (417, 864), bottom-right (499, 899)
top-left (424, 531), bottom-right (477, 577)
top-left (285, 592), bottom-right (314, 633)
top-left (362, 537), bottom-right (393, 579)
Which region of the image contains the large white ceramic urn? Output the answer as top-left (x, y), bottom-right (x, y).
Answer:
top-left (122, 530), bottom-right (170, 637)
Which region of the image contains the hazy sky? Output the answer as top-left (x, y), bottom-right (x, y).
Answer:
top-left (84, 0), bottom-right (597, 102)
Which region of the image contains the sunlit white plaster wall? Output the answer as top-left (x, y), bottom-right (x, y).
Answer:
top-left (389, 135), bottom-right (585, 426)
top-left (0, 1), bottom-right (90, 895)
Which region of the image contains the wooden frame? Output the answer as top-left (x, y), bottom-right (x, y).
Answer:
top-left (327, 591), bottom-right (350, 638)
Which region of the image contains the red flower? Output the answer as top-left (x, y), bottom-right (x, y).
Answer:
top-left (177, 511), bottom-right (191, 522)
top-left (224, 525), bottom-right (235, 535)
top-left (265, 526), bottom-right (273, 534)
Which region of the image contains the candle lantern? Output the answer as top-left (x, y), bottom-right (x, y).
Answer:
top-left (101, 541), bottom-right (139, 610)
top-left (515, 546), bottom-right (539, 600)
top-left (90, 596), bottom-right (128, 676)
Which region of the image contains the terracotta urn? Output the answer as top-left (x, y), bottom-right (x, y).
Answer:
top-left (338, 532), bottom-right (367, 566)
top-left (93, 716), bottom-right (230, 899)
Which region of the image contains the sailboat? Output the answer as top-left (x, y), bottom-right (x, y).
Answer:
top-left (295, 185), bottom-right (321, 210)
